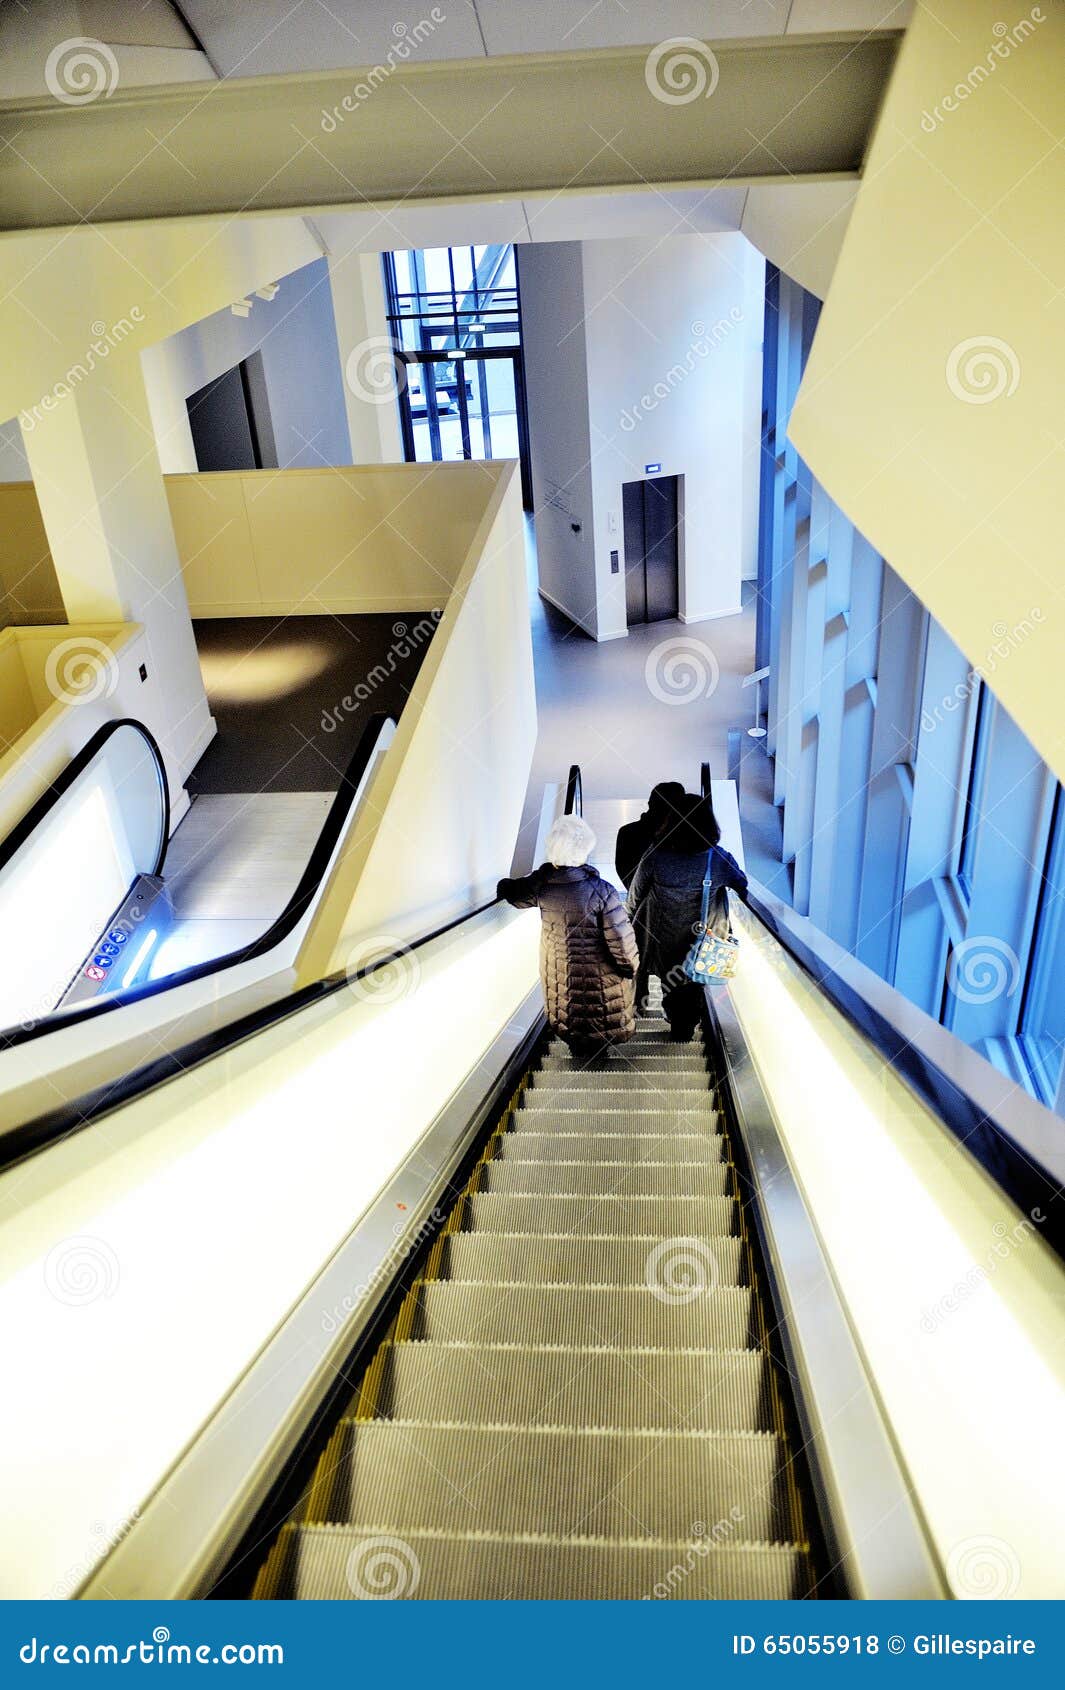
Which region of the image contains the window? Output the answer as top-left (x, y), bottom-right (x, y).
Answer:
top-left (957, 679), bottom-right (990, 899)
top-left (1018, 785), bottom-right (1065, 1107)
top-left (382, 246), bottom-right (531, 506)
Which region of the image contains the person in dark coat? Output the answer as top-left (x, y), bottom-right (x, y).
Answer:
top-left (614, 780), bottom-right (686, 889)
top-left (628, 795), bottom-right (747, 1039)
top-left (498, 814), bottom-right (639, 1057)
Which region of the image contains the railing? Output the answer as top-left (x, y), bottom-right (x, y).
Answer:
top-left (0, 711), bottom-right (395, 1051)
top-left (2, 757), bottom-right (584, 1171)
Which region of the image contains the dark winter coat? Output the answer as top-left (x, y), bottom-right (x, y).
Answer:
top-left (628, 845), bottom-right (748, 988)
top-left (615, 813), bottom-right (660, 890)
top-left (497, 863), bottom-right (639, 1044)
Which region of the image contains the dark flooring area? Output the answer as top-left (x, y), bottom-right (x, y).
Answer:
top-left (188, 614), bottom-right (437, 794)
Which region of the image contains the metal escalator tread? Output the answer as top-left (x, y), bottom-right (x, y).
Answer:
top-left (260, 1523), bottom-right (811, 1600)
top-left (437, 1231), bottom-right (746, 1285)
top-left (308, 1419), bottom-right (800, 1542)
top-left (250, 1013), bottom-right (815, 1599)
top-left (497, 1130), bottom-right (728, 1162)
top-left (480, 1157), bottom-right (733, 1197)
top-left (371, 1340), bottom-right (775, 1430)
top-left (463, 1190), bottom-right (738, 1235)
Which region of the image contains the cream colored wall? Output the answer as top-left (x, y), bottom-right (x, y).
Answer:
top-left (297, 459), bottom-right (536, 980)
top-left (0, 460), bottom-right (494, 619)
top-left (0, 485), bottom-right (65, 625)
top-left (166, 461), bottom-right (490, 616)
top-left (788, 0), bottom-right (1064, 780)
top-left (0, 623), bottom-right (179, 840)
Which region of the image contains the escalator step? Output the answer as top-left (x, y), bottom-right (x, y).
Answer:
top-left (540, 1061), bottom-right (716, 1074)
top-left (312, 1420), bottom-right (799, 1542)
top-left (440, 1230), bottom-right (745, 1287)
top-left (276, 1523), bottom-right (811, 1600)
top-left (376, 1339), bottom-right (776, 1431)
top-left (414, 1280), bottom-right (757, 1349)
top-left (464, 1191), bottom-right (738, 1237)
top-left (530, 1072), bottom-right (713, 1094)
top-left (497, 1130), bottom-right (727, 1162)
top-left (517, 1102), bottom-right (718, 1126)
top-left (479, 1158), bottom-right (732, 1198)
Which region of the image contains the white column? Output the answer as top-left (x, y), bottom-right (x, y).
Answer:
top-left (19, 354), bottom-right (214, 797)
top-left (326, 250), bottom-right (404, 465)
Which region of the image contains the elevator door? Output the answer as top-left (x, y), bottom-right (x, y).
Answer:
top-left (622, 476), bottom-right (680, 625)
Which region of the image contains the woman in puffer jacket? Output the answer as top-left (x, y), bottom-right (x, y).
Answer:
top-left (498, 814), bottom-right (639, 1058)
top-left (628, 794), bottom-right (747, 1040)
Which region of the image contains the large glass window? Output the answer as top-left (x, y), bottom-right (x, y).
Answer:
top-left (383, 246), bottom-right (531, 506)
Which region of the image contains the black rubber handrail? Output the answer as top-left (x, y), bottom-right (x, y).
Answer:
top-left (0, 711), bottom-right (395, 1051)
top-left (565, 763), bottom-right (582, 818)
top-left (700, 760), bottom-right (712, 799)
top-left (1, 762), bottom-right (586, 1169)
top-left (0, 717), bottom-right (170, 880)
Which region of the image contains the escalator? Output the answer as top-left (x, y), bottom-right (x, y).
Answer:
top-left (251, 982), bottom-right (816, 1600)
top-left (11, 760), bottom-right (1065, 1601)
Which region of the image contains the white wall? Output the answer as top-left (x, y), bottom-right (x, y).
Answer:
top-left (142, 257), bottom-right (351, 474)
top-left (519, 232), bottom-right (764, 640)
top-left (516, 243), bottom-right (599, 636)
top-left (583, 231), bottom-right (765, 635)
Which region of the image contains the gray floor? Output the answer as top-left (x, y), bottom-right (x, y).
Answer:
top-left (517, 523), bottom-right (789, 896)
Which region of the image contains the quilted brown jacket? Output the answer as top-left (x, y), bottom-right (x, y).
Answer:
top-left (497, 863), bottom-right (639, 1044)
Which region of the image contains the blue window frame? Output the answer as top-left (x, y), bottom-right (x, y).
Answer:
top-left (1018, 784), bottom-right (1065, 1107)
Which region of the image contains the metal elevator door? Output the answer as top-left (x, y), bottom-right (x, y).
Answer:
top-left (622, 476), bottom-right (680, 625)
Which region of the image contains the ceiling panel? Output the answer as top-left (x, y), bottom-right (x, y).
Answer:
top-left (177, 0), bottom-right (908, 80)
top-left (177, 0), bottom-right (486, 77)
top-left (475, 0), bottom-right (789, 56)
top-left (787, 0), bottom-right (913, 32)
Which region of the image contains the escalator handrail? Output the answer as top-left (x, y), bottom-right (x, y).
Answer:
top-left (0, 716), bottom-right (170, 880)
top-left (700, 759), bottom-right (712, 799)
top-left (564, 763), bottom-right (582, 818)
top-left (2, 763), bottom-right (586, 1169)
top-left (739, 875), bottom-right (1065, 1257)
top-left (0, 711), bottom-right (396, 1051)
